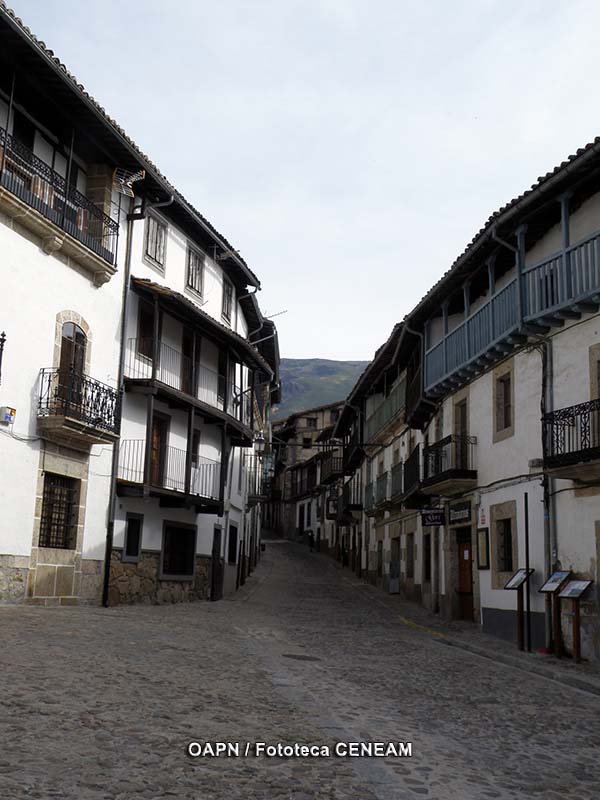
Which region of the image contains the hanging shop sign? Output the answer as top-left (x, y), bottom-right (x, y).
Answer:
top-left (448, 500), bottom-right (471, 525)
top-left (421, 508), bottom-right (446, 527)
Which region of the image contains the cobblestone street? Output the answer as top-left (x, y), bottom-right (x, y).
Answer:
top-left (2, 540), bottom-right (600, 800)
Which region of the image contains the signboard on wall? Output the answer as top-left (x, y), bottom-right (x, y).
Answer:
top-left (421, 508), bottom-right (446, 527)
top-left (448, 501), bottom-right (471, 525)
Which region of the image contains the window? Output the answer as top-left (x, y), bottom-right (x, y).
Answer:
top-left (377, 540), bottom-right (383, 578)
top-left (144, 215), bottom-right (167, 269)
top-left (497, 518), bottom-right (513, 572)
top-left (406, 533), bottom-right (414, 579)
top-left (186, 246), bottom-right (204, 295)
top-left (137, 301), bottom-right (154, 359)
top-left (123, 514), bottom-right (143, 563)
top-left (496, 373), bottom-right (512, 432)
top-left (306, 417), bottom-right (317, 428)
top-left (307, 501), bottom-right (311, 527)
top-left (39, 474), bottom-right (79, 549)
top-left (423, 533), bottom-right (432, 582)
top-left (222, 278), bottom-right (234, 322)
top-left (330, 409), bottom-right (339, 423)
top-left (302, 437), bottom-right (312, 449)
top-left (161, 524), bottom-right (196, 578)
top-left (228, 524), bottom-right (238, 564)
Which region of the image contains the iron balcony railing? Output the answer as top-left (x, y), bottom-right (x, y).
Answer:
top-left (38, 368), bottom-right (120, 434)
top-left (364, 379), bottom-right (406, 441)
top-left (364, 482), bottom-right (374, 513)
top-left (320, 451), bottom-right (343, 483)
top-left (543, 399), bottom-right (600, 468)
top-left (125, 338), bottom-right (252, 427)
top-left (390, 462), bottom-right (403, 499)
top-left (375, 472), bottom-right (389, 505)
top-left (0, 126), bottom-right (118, 265)
top-left (403, 444), bottom-right (421, 495)
top-left (423, 434), bottom-right (477, 481)
top-left (245, 454), bottom-right (270, 497)
top-left (117, 439), bottom-right (220, 499)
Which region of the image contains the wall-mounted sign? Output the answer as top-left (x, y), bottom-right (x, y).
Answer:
top-left (448, 501), bottom-right (471, 525)
top-left (539, 571), bottom-right (571, 594)
top-left (504, 568), bottom-right (534, 590)
top-left (558, 580), bottom-right (593, 600)
top-left (478, 507), bottom-right (486, 527)
top-left (421, 508), bottom-right (445, 527)
top-left (477, 528), bottom-right (489, 570)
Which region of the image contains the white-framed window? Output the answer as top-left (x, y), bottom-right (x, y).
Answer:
top-left (222, 278), bottom-right (234, 322)
top-left (144, 215), bottom-right (167, 270)
top-left (186, 246), bottom-right (204, 296)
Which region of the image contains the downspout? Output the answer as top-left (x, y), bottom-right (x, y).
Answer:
top-left (102, 192), bottom-right (174, 607)
top-left (403, 320), bottom-right (437, 415)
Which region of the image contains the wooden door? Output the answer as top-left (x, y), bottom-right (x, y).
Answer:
top-left (457, 529), bottom-right (473, 620)
top-left (298, 505), bottom-right (305, 535)
top-left (58, 322), bottom-right (86, 409)
top-left (210, 527), bottom-right (224, 601)
top-left (150, 413), bottom-right (168, 486)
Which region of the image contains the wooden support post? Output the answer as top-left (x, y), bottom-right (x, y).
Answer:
top-left (151, 297), bottom-right (160, 380)
top-left (572, 599), bottom-right (581, 663)
top-left (143, 393), bottom-right (154, 489)
top-left (553, 592), bottom-right (562, 658)
top-left (560, 192), bottom-right (572, 300)
top-left (517, 584), bottom-right (525, 652)
top-left (516, 224), bottom-right (528, 324)
top-left (184, 406), bottom-right (194, 495)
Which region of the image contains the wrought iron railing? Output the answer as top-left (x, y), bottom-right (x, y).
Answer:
top-left (0, 126), bottom-right (118, 264)
top-left (364, 379), bottom-right (406, 441)
top-left (38, 368), bottom-right (120, 434)
top-left (125, 337), bottom-right (251, 427)
top-left (375, 472), bottom-right (389, 505)
top-left (543, 399), bottom-right (600, 467)
top-left (423, 434), bottom-right (477, 480)
top-left (245, 454), bottom-right (269, 497)
top-left (117, 438), bottom-right (220, 498)
top-left (403, 444), bottom-right (421, 495)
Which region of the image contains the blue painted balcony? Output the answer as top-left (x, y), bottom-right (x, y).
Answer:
top-left (424, 230), bottom-right (600, 393)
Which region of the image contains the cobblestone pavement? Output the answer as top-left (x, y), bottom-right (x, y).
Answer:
top-left (2, 541), bottom-right (600, 800)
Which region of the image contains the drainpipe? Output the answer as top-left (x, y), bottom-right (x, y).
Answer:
top-left (541, 339), bottom-right (558, 647)
top-left (102, 192), bottom-right (174, 607)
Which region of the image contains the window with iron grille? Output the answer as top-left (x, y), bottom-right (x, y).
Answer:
top-left (497, 518), bottom-right (513, 572)
top-left (161, 524), bottom-right (196, 578)
top-left (123, 514), bottom-right (143, 563)
top-left (144, 215), bottom-right (167, 269)
top-left (39, 474), bottom-right (79, 549)
top-left (222, 278), bottom-right (233, 322)
top-left (186, 246), bottom-right (204, 295)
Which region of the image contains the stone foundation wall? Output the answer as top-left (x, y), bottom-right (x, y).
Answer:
top-left (108, 550), bottom-right (211, 605)
top-left (0, 555), bottom-right (29, 604)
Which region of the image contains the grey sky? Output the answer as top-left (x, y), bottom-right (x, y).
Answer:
top-left (11, 0), bottom-right (600, 360)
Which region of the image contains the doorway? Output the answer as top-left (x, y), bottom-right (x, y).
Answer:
top-left (210, 526), bottom-right (224, 601)
top-left (58, 322), bottom-right (87, 410)
top-left (456, 526), bottom-right (473, 621)
top-left (150, 412), bottom-right (168, 486)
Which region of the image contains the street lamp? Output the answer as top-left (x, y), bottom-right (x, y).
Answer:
top-left (254, 432), bottom-right (266, 454)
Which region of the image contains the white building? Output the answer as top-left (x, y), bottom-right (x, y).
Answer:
top-left (334, 141), bottom-right (600, 662)
top-left (0, 4), bottom-right (279, 606)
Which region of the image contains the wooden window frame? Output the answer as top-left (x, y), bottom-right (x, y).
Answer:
top-left (144, 214), bottom-right (168, 271)
top-left (493, 361), bottom-right (515, 443)
top-left (186, 245), bottom-right (204, 297)
top-left (222, 278), bottom-right (234, 323)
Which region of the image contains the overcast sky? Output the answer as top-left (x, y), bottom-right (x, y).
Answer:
top-left (11, 0), bottom-right (600, 360)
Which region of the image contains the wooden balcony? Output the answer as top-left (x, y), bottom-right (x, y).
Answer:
top-left (543, 399), bottom-right (600, 480)
top-left (320, 452), bottom-right (343, 485)
top-left (116, 439), bottom-right (221, 513)
top-left (421, 435), bottom-right (477, 496)
top-left (364, 379), bottom-right (406, 442)
top-left (37, 367), bottom-right (120, 449)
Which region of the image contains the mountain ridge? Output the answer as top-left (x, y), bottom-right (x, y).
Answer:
top-left (273, 358), bottom-right (369, 419)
